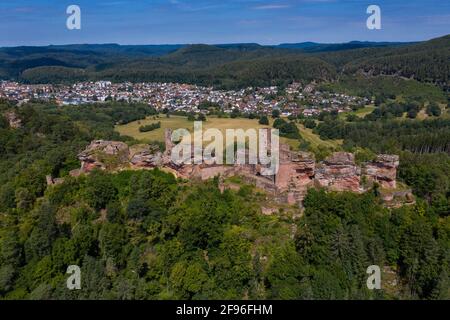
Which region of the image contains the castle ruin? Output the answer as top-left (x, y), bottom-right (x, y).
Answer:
top-left (69, 129), bottom-right (408, 207)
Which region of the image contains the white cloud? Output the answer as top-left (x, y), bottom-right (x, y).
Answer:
top-left (253, 4), bottom-right (291, 10)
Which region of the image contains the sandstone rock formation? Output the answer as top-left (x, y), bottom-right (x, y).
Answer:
top-left (276, 149), bottom-right (315, 205)
top-left (70, 131), bottom-right (404, 208)
top-left (129, 144), bottom-right (163, 168)
top-left (363, 155), bottom-right (400, 189)
top-left (78, 140), bottom-right (130, 172)
top-left (315, 152), bottom-right (361, 193)
top-left (382, 190), bottom-right (415, 208)
top-left (3, 111), bottom-right (22, 129)
top-left (46, 175), bottom-right (65, 186)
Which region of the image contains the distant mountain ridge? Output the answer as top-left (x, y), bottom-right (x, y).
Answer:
top-left (0, 35), bottom-right (448, 90)
top-left (0, 40), bottom-right (417, 55)
top-left (277, 41), bottom-right (416, 52)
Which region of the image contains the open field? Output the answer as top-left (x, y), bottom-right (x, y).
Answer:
top-left (116, 115), bottom-right (271, 141)
top-left (115, 115), bottom-right (342, 151)
top-left (298, 124), bottom-right (342, 149)
top-left (339, 105), bottom-right (376, 120)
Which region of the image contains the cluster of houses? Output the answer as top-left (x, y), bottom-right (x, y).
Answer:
top-left (0, 80), bottom-right (370, 117)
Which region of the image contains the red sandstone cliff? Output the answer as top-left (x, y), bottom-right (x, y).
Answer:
top-left (363, 155), bottom-right (400, 189)
top-left (70, 137), bottom-right (403, 208)
top-left (315, 152), bottom-right (362, 193)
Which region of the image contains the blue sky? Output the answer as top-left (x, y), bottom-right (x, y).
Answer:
top-left (0, 0), bottom-right (449, 46)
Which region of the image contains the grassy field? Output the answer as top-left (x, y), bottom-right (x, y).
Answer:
top-left (339, 105), bottom-right (376, 120)
top-left (298, 124), bottom-right (342, 149)
top-left (115, 115), bottom-right (341, 151)
top-left (116, 115), bottom-right (272, 141)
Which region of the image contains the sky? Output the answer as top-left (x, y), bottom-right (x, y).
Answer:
top-left (0, 0), bottom-right (449, 46)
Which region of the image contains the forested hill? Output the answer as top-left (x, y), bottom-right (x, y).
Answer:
top-left (0, 101), bottom-right (449, 300)
top-left (338, 35), bottom-right (450, 88)
top-left (278, 40), bottom-right (414, 52)
top-left (0, 35), bottom-right (448, 89)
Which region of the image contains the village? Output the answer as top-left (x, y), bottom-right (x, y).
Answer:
top-left (0, 80), bottom-right (371, 118)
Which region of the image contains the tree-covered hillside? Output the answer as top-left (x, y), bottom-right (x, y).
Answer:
top-left (1, 35), bottom-right (449, 90)
top-left (0, 102), bottom-right (449, 300)
top-left (340, 35), bottom-right (450, 88)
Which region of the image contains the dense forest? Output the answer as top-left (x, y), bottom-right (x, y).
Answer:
top-left (319, 76), bottom-right (446, 103)
top-left (340, 36), bottom-right (450, 88)
top-left (0, 100), bottom-right (449, 300)
top-left (313, 114), bottom-right (450, 216)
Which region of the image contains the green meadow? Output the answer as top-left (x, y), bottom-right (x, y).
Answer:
top-left (115, 115), bottom-right (342, 151)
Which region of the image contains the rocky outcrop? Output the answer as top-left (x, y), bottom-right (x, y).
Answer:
top-left (164, 129), bottom-right (175, 155)
top-left (363, 155), bottom-right (400, 189)
top-left (72, 140), bottom-right (171, 176)
top-left (276, 149), bottom-right (315, 205)
top-left (46, 175), bottom-right (65, 186)
top-left (77, 140), bottom-right (130, 172)
top-left (70, 135), bottom-right (403, 209)
top-left (382, 189), bottom-right (415, 208)
top-left (315, 152), bottom-right (361, 193)
top-left (129, 144), bottom-right (164, 168)
top-left (276, 148), bottom-right (315, 187)
top-left (3, 111), bottom-right (22, 129)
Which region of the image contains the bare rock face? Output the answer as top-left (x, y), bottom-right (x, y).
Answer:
top-left (291, 151), bottom-right (316, 179)
top-left (71, 137), bottom-right (405, 209)
top-left (130, 144), bottom-right (163, 168)
top-left (78, 140), bottom-right (130, 172)
top-left (130, 151), bottom-right (163, 168)
top-left (276, 150), bottom-right (315, 206)
top-left (364, 155), bottom-right (399, 189)
top-left (279, 143), bottom-right (292, 162)
top-left (276, 147), bottom-right (315, 188)
top-left (315, 152), bottom-right (361, 192)
top-left (323, 152), bottom-right (356, 166)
